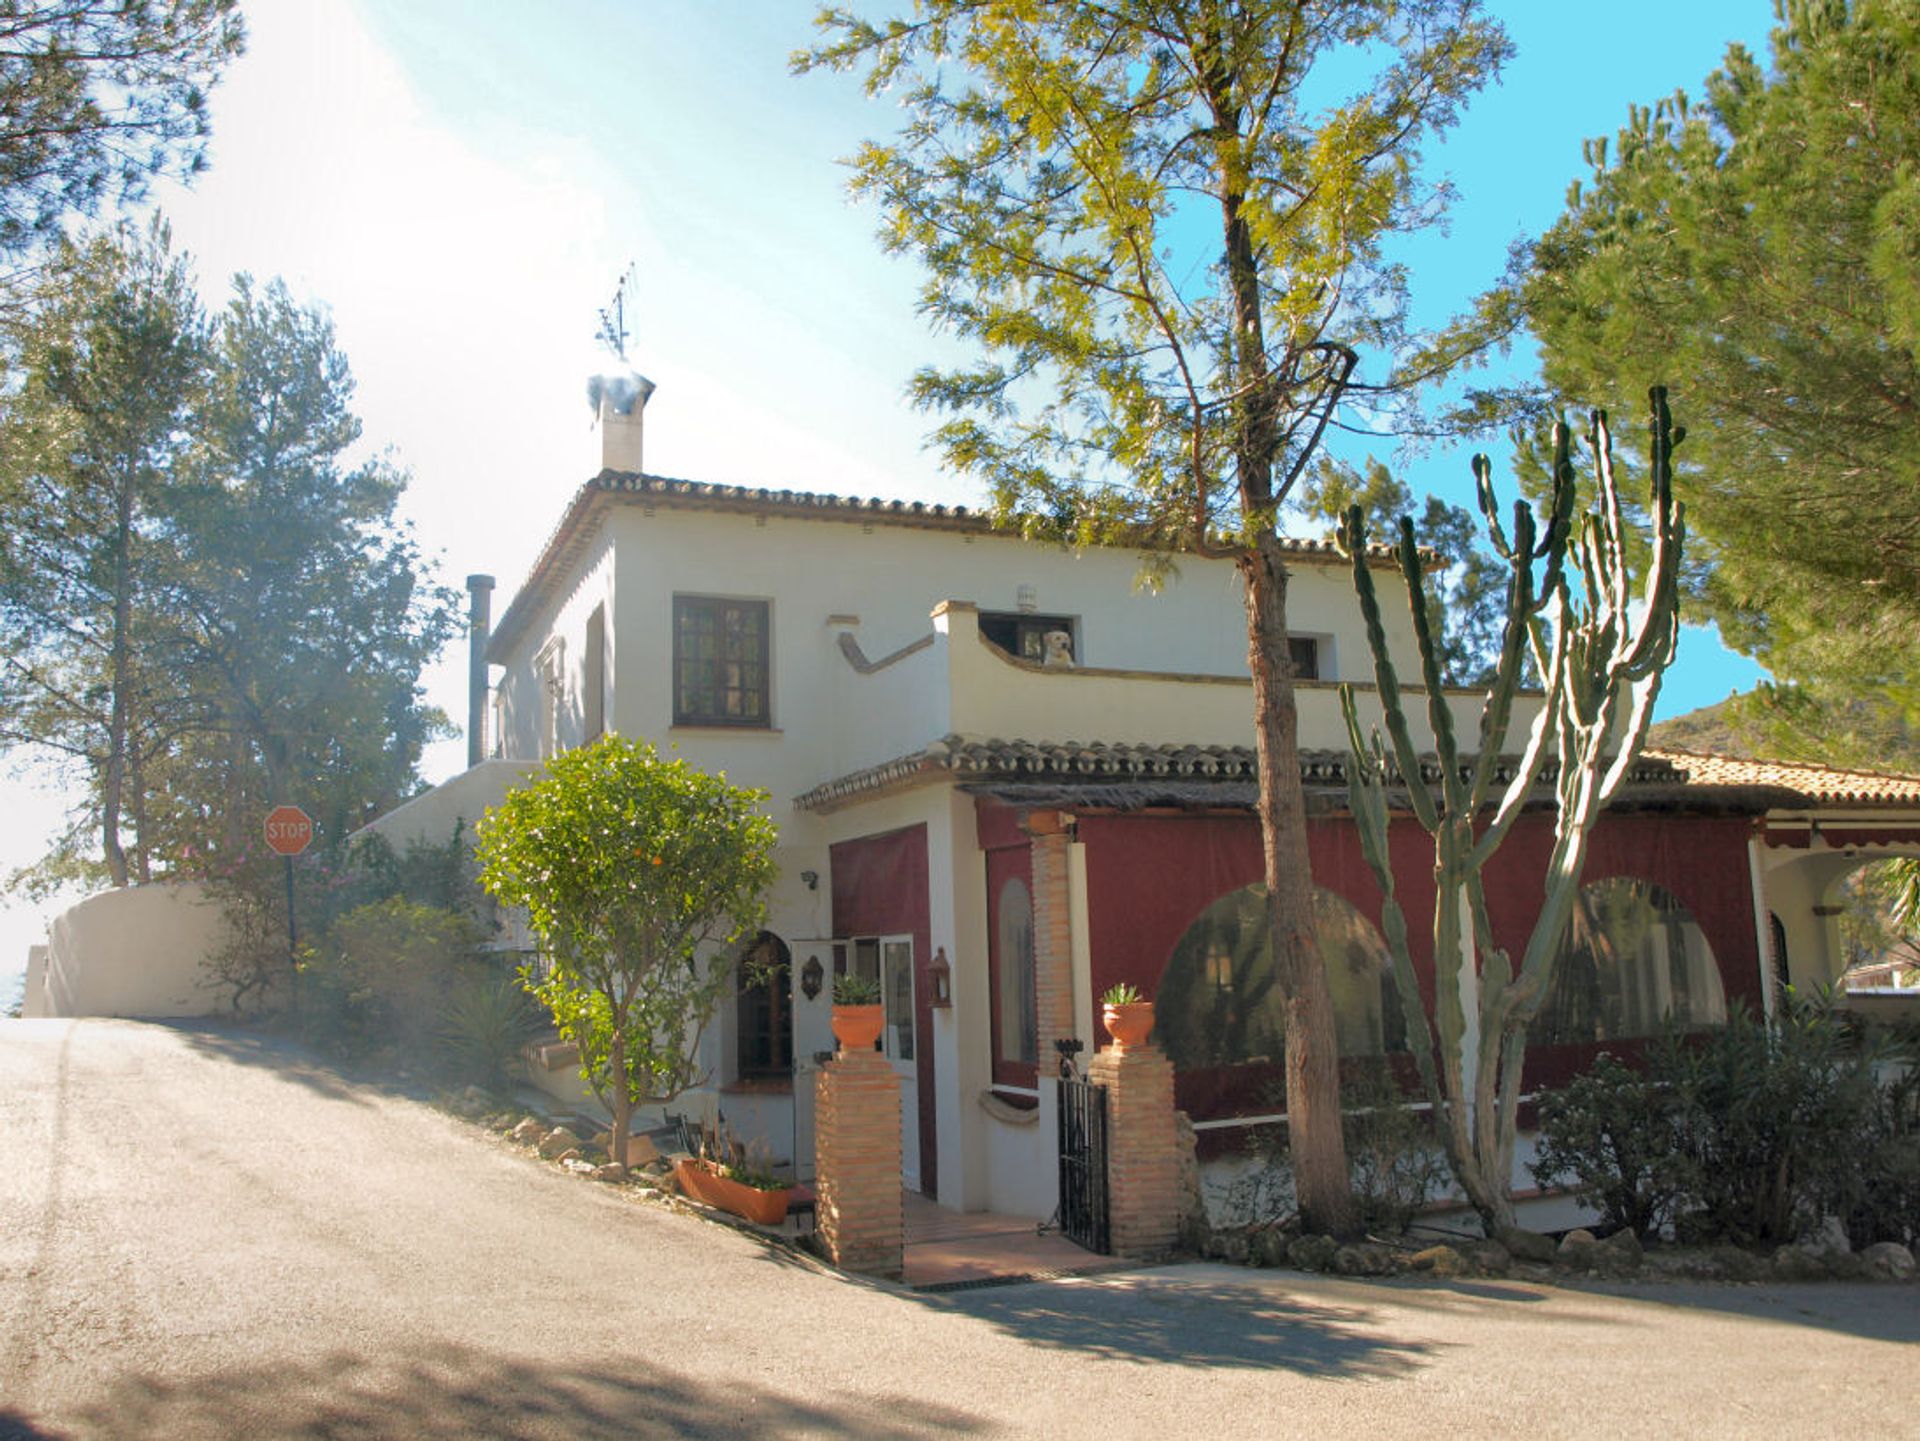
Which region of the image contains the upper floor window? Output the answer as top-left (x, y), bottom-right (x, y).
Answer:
top-left (674, 595), bottom-right (770, 727)
top-left (981, 611), bottom-right (1076, 665)
top-left (1289, 636), bottom-right (1321, 681)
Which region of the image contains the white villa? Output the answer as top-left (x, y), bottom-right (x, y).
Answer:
top-left (357, 367), bottom-right (1920, 1222)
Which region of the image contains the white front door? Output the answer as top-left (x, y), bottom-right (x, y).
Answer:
top-left (851, 935), bottom-right (919, 1190)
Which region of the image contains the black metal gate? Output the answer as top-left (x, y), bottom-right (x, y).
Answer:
top-left (1056, 1077), bottom-right (1110, 1254)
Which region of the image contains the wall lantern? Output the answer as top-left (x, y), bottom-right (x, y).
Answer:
top-left (800, 956), bottom-right (825, 1001)
top-left (929, 946), bottom-right (953, 1007)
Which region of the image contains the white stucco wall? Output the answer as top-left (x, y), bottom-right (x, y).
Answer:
top-left (464, 497), bottom-right (1547, 1214)
top-left (494, 536), bottom-right (615, 765)
top-left (351, 759), bottom-right (540, 855)
top-left (33, 883), bottom-right (231, 1018)
top-left (490, 504), bottom-right (1448, 800)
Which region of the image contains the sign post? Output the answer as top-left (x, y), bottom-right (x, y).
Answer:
top-left (265, 806), bottom-right (315, 1004)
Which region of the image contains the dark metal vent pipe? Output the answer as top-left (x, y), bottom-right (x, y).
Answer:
top-left (466, 573), bottom-right (495, 768)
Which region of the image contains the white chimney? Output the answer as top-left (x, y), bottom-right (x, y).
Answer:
top-left (587, 369), bottom-right (656, 474)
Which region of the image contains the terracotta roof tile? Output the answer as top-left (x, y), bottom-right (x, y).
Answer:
top-left (1641, 749), bottom-right (1920, 807)
top-left (488, 471), bottom-right (1388, 660)
top-left (794, 738), bottom-right (1920, 814)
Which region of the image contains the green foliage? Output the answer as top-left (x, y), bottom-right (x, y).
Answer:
top-left (0, 1), bottom-right (244, 259)
top-left (1664, 998), bottom-right (1884, 1247)
top-left (1300, 455), bottom-right (1509, 685)
top-left (1339, 1060), bottom-right (1450, 1236)
top-left (200, 825), bottom-right (489, 1018)
top-left (1530, 1051), bottom-right (1693, 1239)
top-left (438, 971), bottom-right (544, 1093)
top-left (1522, 0), bottom-right (1920, 741)
top-left (476, 736), bottom-right (778, 1151)
top-left (798, 0), bottom-right (1516, 546)
top-left (1099, 982), bottom-right (1144, 1007)
top-left (298, 898), bottom-right (484, 1061)
top-left (1843, 1057), bottom-right (1920, 1249)
top-left (1532, 998), bottom-right (1920, 1248)
top-left (0, 218), bottom-right (206, 889)
top-left (0, 224), bottom-right (458, 891)
top-left (801, 0), bottom-right (1515, 1240)
top-left (832, 972), bottom-right (881, 1005)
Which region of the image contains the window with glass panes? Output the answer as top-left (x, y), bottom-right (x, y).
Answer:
top-left (673, 596), bottom-right (769, 727)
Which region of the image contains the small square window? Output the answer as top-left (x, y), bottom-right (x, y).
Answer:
top-left (674, 596), bottom-right (770, 727)
top-left (980, 612), bottom-right (1076, 665)
top-left (1289, 636), bottom-right (1320, 681)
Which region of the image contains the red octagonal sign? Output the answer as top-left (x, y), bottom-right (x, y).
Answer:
top-left (264, 805), bottom-right (314, 857)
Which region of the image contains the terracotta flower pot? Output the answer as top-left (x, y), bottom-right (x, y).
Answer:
top-left (673, 1157), bottom-right (792, 1226)
top-left (831, 1002), bottom-right (885, 1052)
top-left (1102, 999), bottom-right (1155, 1047)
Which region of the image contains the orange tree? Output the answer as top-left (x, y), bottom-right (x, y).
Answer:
top-left (476, 737), bottom-right (778, 1167)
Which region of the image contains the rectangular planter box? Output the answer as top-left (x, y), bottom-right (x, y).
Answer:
top-left (673, 1157), bottom-right (792, 1226)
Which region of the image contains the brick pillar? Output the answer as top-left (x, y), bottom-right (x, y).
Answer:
top-left (814, 1047), bottom-right (903, 1277)
top-left (1026, 810), bottom-right (1076, 1050)
top-left (1088, 1034), bottom-right (1179, 1258)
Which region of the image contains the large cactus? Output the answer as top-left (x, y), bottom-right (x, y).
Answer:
top-left (1336, 387), bottom-right (1686, 1234)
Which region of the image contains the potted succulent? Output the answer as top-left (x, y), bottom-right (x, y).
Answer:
top-left (673, 1133), bottom-right (794, 1227)
top-left (1100, 982), bottom-right (1154, 1047)
top-left (830, 971), bottom-right (885, 1051)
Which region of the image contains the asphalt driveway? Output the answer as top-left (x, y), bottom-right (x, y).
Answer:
top-left (2, 1018), bottom-right (1915, 1439)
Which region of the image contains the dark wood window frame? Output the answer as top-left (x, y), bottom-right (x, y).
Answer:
top-left (673, 595), bottom-right (771, 728)
top-left (979, 611), bottom-right (1077, 665)
top-left (735, 932), bottom-right (793, 1079)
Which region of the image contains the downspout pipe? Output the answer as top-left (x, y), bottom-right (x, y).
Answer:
top-left (466, 573), bottom-right (495, 769)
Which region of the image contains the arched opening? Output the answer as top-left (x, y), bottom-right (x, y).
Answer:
top-left (1536, 878), bottom-right (1726, 1045)
top-left (1833, 857), bottom-right (1920, 991)
top-left (1155, 884), bottom-right (1406, 1072)
top-left (734, 931), bottom-right (793, 1078)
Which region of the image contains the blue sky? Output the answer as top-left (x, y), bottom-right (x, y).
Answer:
top-left (1, 0), bottom-right (1779, 994)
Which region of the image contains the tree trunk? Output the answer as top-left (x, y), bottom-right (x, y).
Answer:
top-left (100, 465), bottom-right (136, 888)
top-left (606, 1023), bottom-right (632, 1173)
top-left (1242, 534), bottom-right (1355, 1236)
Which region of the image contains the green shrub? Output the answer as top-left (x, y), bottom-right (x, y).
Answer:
top-left (438, 970), bottom-right (544, 1091)
top-left (1841, 1058), bottom-right (1920, 1248)
top-left (1532, 994), bottom-right (1910, 1247)
top-left (1340, 1060), bottom-right (1450, 1235)
top-left (1666, 998), bottom-right (1879, 1247)
top-left (1530, 1051), bottom-right (1694, 1239)
top-left (300, 898), bottom-right (483, 1060)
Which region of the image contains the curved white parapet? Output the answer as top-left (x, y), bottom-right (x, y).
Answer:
top-left (37, 882), bottom-right (232, 1019)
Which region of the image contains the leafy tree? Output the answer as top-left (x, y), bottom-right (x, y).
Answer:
top-left (476, 737), bottom-right (779, 1170)
top-left (0, 218), bottom-right (205, 886)
top-left (1300, 455), bottom-right (1507, 685)
top-left (163, 276), bottom-right (459, 864)
top-left (798, 0), bottom-right (1515, 1232)
top-left (0, 0), bottom-right (244, 261)
top-left (1522, 0), bottom-right (1920, 752)
top-left (0, 225), bottom-right (459, 891)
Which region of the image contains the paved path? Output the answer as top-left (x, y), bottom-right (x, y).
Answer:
top-left (3, 1018), bottom-right (1916, 1439)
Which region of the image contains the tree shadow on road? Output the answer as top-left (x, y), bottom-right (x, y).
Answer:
top-left (161, 1019), bottom-right (425, 1109)
top-left (920, 1268), bottom-right (1439, 1376)
top-left (11, 1343), bottom-right (986, 1440)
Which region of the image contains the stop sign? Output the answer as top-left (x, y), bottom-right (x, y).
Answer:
top-left (264, 805), bottom-right (314, 857)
